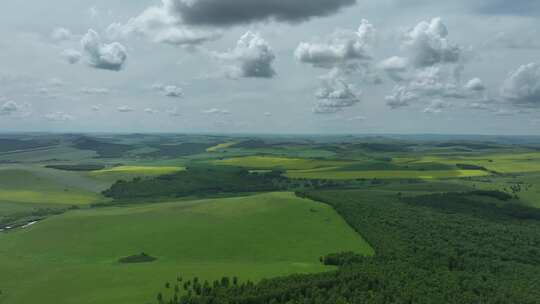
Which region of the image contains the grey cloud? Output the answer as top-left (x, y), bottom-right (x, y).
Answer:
top-left (81, 29), bottom-right (128, 71)
top-left (379, 56), bottom-right (409, 81)
top-left (167, 0), bottom-right (357, 26)
top-left (484, 31), bottom-right (540, 50)
top-left (501, 63), bottom-right (540, 107)
top-left (203, 108), bottom-right (231, 115)
top-left (403, 18), bottom-right (461, 68)
top-left (423, 99), bottom-right (449, 114)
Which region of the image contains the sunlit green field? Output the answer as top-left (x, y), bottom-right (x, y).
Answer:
top-left (0, 169), bottom-right (102, 206)
top-left (0, 192), bottom-right (373, 304)
top-left (91, 165), bottom-right (185, 176)
top-left (409, 152), bottom-right (540, 174)
top-left (286, 169), bottom-right (489, 180)
top-left (206, 142), bottom-right (237, 152)
top-left (212, 156), bottom-right (354, 170)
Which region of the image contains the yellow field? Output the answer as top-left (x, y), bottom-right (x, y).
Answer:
top-left (206, 142), bottom-right (237, 152)
top-left (213, 156), bottom-right (353, 170)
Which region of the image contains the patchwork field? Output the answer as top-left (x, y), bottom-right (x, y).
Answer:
top-left (0, 192), bottom-right (373, 304)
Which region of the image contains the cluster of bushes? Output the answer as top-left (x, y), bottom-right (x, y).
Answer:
top-left (156, 189), bottom-right (540, 304)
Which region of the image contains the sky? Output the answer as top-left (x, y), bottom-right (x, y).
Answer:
top-left (0, 0), bottom-right (539, 135)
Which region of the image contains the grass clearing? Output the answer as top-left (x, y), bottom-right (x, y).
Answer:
top-left (0, 192), bottom-right (372, 304)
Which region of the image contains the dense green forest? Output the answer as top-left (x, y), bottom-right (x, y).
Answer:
top-left (157, 190), bottom-right (540, 304)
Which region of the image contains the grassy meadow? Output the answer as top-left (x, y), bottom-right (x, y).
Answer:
top-left (0, 192), bottom-right (372, 304)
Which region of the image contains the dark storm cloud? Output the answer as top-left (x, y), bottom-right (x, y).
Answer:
top-left (167, 0), bottom-right (357, 26)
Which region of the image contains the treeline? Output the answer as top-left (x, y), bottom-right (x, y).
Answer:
top-left (45, 164), bottom-right (105, 171)
top-left (156, 189), bottom-right (540, 304)
top-left (102, 167), bottom-right (287, 200)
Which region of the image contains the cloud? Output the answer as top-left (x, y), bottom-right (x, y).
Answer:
top-left (166, 0), bottom-right (356, 26)
top-left (44, 111), bottom-right (74, 122)
top-left (379, 56), bottom-right (409, 81)
top-left (117, 106), bottom-right (134, 112)
top-left (465, 78), bottom-right (486, 91)
top-left (203, 108), bottom-right (231, 115)
top-left (107, 5), bottom-right (220, 47)
top-left (91, 105), bottom-right (101, 112)
top-left (81, 87), bottom-right (110, 95)
top-left (295, 20), bottom-right (375, 69)
top-left (474, 0), bottom-right (540, 16)
top-left (264, 112), bottom-right (272, 117)
top-left (61, 49), bottom-right (82, 64)
top-left (217, 31), bottom-right (276, 79)
top-left (153, 84), bottom-right (184, 98)
top-left (384, 66), bottom-right (466, 108)
top-left (423, 99), bottom-right (449, 114)
top-left (347, 115), bottom-right (366, 121)
top-left (313, 74), bottom-right (361, 114)
top-left (0, 100), bottom-right (21, 116)
top-left (403, 17), bottom-right (461, 68)
top-left (501, 62), bottom-right (540, 107)
top-left (144, 108), bottom-right (159, 114)
top-left (51, 27), bottom-right (73, 42)
top-left (81, 29), bottom-right (128, 71)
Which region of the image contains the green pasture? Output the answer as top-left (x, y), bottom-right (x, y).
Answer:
top-left (0, 192), bottom-right (372, 304)
top-left (212, 156), bottom-right (354, 170)
top-left (286, 168), bottom-right (489, 180)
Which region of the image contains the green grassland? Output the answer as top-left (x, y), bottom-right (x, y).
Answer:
top-left (212, 156), bottom-right (354, 170)
top-left (0, 192), bottom-right (373, 304)
top-left (286, 168), bottom-right (489, 180)
top-left (0, 169), bottom-right (101, 206)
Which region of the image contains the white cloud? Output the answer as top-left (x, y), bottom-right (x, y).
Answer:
top-left (217, 31), bottom-right (276, 79)
top-left (107, 5), bottom-right (220, 47)
top-left (295, 20), bottom-right (375, 69)
top-left (81, 29), bottom-right (128, 71)
top-left (313, 74), bottom-right (361, 114)
top-left (379, 56), bottom-right (409, 81)
top-left (61, 49), bottom-right (82, 64)
top-left (117, 106), bottom-right (134, 112)
top-left (153, 84), bottom-right (184, 98)
top-left (44, 111), bottom-right (74, 122)
top-left (465, 78), bottom-right (486, 91)
top-left (423, 99), bottom-right (449, 114)
top-left (91, 105), bottom-right (101, 112)
top-left (51, 27), bottom-right (73, 42)
top-left (403, 17), bottom-right (461, 68)
top-left (501, 62), bottom-right (540, 107)
top-left (144, 108), bottom-right (159, 114)
top-left (203, 108), bottom-right (231, 115)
